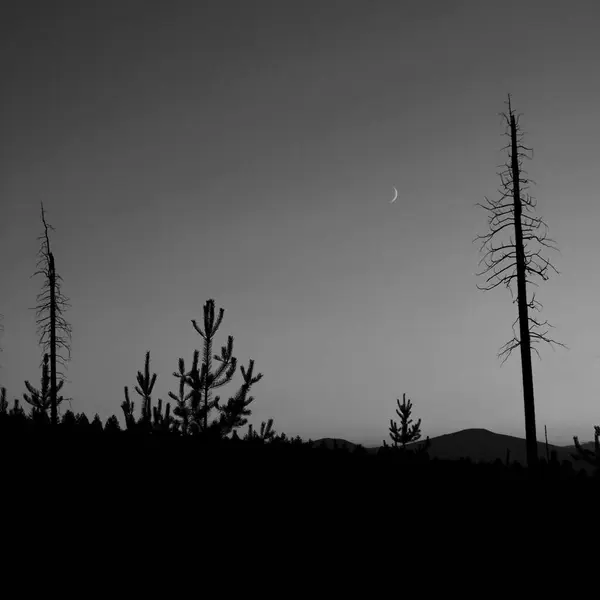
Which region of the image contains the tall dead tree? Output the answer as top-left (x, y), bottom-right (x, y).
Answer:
top-left (475, 95), bottom-right (565, 469)
top-left (31, 202), bottom-right (72, 427)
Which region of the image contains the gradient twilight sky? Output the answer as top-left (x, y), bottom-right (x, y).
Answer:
top-left (2, 0), bottom-right (600, 446)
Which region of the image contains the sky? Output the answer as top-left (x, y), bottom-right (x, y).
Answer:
top-left (2, 0), bottom-right (600, 446)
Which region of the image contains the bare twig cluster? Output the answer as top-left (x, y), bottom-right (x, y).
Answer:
top-left (475, 95), bottom-right (565, 365)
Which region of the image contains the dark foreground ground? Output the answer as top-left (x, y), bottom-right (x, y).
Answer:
top-left (2, 429), bottom-right (597, 589)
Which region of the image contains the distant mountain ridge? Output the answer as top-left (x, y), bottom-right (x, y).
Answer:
top-left (312, 429), bottom-right (597, 474)
top-left (312, 438), bottom-right (361, 452)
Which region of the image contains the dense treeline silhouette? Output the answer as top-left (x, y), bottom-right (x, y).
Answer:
top-left (1, 384), bottom-right (598, 495)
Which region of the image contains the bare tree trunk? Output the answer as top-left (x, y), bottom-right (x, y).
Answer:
top-left (49, 253), bottom-right (58, 427)
top-left (475, 96), bottom-right (565, 473)
top-left (510, 112), bottom-right (538, 468)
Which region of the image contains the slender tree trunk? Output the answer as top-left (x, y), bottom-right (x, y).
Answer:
top-left (49, 252), bottom-right (58, 427)
top-left (510, 113), bottom-right (538, 469)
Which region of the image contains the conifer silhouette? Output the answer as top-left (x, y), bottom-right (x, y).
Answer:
top-left (168, 358), bottom-right (191, 435)
top-left (152, 398), bottom-right (173, 433)
top-left (122, 351), bottom-right (173, 434)
top-left (23, 353), bottom-right (66, 420)
top-left (133, 350), bottom-right (158, 432)
top-left (75, 412), bottom-right (90, 429)
top-left (214, 358), bottom-right (263, 437)
top-left (475, 95), bottom-right (565, 468)
top-left (388, 393), bottom-right (423, 450)
top-left (30, 203), bottom-right (72, 426)
top-left (61, 409), bottom-right (77, 432)
top-left (90, 413), bottom-right (104, 434)
top-left (104, 415), bottom-right (121, 435)
top-left (121, 386), bottom-right (136, 431)
top-left (245, 418), bottom-right (275, 443)
top-left (172, 299), bottom-right (263, 438)
top-left (188, 299), bottom-right (237, 432)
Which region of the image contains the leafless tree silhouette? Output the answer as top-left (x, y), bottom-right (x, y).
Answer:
top-left (475, 95), bottom-right (565, 468)
top-left (30, 202), bottom-right (72, 426)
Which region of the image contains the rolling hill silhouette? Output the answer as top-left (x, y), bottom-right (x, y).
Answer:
top-left (312, 438), bottom-right (361, 452)
top-left (314, 429), bottom-right (596, 474)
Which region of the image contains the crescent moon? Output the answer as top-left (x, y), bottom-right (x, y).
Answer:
top-left (390, 187), bottom-right (398, 203)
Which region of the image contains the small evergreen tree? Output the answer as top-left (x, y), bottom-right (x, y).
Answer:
top-left (75, 412), bottom-right (90, 430)
top-left (122, 351), bottom-right (173, 434)
top-left (152, 398), bottom-right (173, 434)
top-left (186, 299), bottom-right (237, 433)
top-left (172, 299), bottom-right (263, 438)
top-left (104, 415), bottom-right (121, 435)
top-left (134, 350), bottom-right (157, 431)
top-left (23, 353), bottom-right (67, 421)
top-left (61, 409), bottom-right (77, 427)
top-left (388, 393), bottom-right (424, 450)
top-left (90, 413), bottom-right (104, 434)
top-left (169, 358), bottom-right (191, 435)
top-left (121, 386), bottom-right (136, 431)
